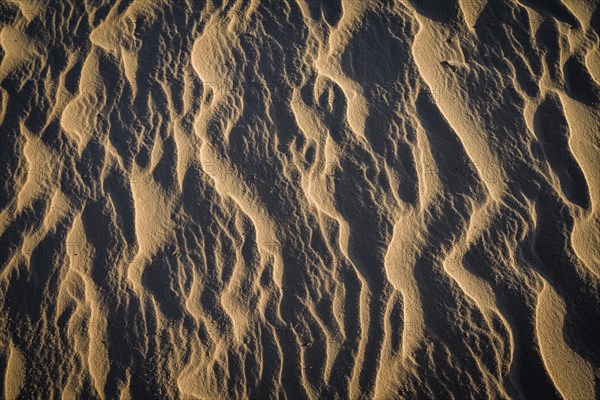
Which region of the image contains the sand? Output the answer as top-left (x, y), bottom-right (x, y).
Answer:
top-left (1, 0), bottom-right (599, 399)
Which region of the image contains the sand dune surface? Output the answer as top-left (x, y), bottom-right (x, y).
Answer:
top-left (1, 0), bottom-right (599, 399)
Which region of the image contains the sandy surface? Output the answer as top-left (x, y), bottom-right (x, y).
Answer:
top-left (1, 0), bottom-right (599, 399)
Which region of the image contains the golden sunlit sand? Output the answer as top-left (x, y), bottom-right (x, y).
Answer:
top-left (1, 0), bottom-right (599, 399)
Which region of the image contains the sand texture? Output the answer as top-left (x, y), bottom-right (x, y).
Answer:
top-left (1, 0), bottom-right (599, 399)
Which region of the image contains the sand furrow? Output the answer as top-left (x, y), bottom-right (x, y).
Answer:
top-left (1, 0), bottom-right (599, 398)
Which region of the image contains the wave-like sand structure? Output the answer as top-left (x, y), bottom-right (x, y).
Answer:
top-left (1, 0), bottom-right (599, 398)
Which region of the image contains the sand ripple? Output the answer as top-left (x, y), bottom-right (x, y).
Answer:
top-left (1, 0), bottom-right (599, 399)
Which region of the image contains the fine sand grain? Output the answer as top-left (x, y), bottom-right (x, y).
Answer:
top-left (1, 0), bottom-right (599, 399)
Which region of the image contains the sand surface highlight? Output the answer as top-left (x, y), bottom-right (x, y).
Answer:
top-left (1, 0), bottom-right (599, 399)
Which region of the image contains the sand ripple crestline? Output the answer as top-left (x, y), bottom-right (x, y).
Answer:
top-left (0, 0), bottom-right (599, 399)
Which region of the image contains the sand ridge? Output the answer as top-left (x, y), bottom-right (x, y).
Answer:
top-left (1, 0), bottom-right (599, 399)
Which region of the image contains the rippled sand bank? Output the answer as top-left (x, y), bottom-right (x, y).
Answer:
top-left (1, 0), bottom-right (599, 399)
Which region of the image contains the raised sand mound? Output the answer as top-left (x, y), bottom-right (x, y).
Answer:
top-left (1, 0), bottom-right (599, 399)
